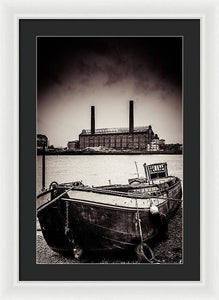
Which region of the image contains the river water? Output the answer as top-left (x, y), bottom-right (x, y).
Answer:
top-left (37, 154), bottom-right (183, 194)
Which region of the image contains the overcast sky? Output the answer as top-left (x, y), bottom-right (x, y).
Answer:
top-left (37, 37), bottom-right (182, 147)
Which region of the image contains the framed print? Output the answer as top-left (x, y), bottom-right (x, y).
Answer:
top-left (36, 35), bottom-right (184, 267)
top-left (1, 0), bottom-right (219, 298)
top-left (19, 19), bottom-right (200, 281)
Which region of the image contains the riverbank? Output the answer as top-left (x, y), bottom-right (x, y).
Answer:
top-left (37, 149), bottom-right (182, 155)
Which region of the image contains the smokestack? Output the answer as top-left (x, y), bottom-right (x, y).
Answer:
top-left (91, 106), bottom-right (95, 135)
top-left (129, 100), bottom-right (134, 133)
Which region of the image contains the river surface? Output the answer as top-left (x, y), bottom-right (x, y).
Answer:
top-left (37, 154), bottom-right (183, 194)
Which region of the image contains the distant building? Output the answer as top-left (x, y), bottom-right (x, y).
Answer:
top-left (147, 134), bottom-right (160, 151)
top-left (79, 101), bottom-right (157, 150)
top-left (67, 140), bottom-right (79, 149)
top-left (165, 143), bottom-right (182, 152)
top-left (79, 126), bottom-right (155, 150)
top-left (159, 139), bottom-right (165, 146)
top-left (37, 134), bottom-right (48, 148)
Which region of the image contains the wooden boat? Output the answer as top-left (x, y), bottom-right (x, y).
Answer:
top-left (37, 162), bottom-right (182, 262)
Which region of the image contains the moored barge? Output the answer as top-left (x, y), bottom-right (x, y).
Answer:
top-left (37, 162), bottom-right (182, 262)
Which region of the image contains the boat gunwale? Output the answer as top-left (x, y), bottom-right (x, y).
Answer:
top-left (36, 189), bottom-right (52, 199)
top-left (56, 178), bottom-right (181, 197)
top-left (37, 194), bottom-right (168, 213)
top-left (37, 179), bottom-right (181, 213)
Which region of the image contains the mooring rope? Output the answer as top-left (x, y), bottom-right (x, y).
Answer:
top-left (135, 198), bottom-right (143, 242)
top-left (135, 198), bottom-right (157, 263)
top-left (64, 200), bottom-right (75, 248)
top-left (65, 201), bottom-right (70, 235)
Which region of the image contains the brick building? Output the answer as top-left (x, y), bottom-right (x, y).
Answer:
top-left (67, 140), bottom-right (79, 149)
top-left (79, 101), bottom-right (157, 150)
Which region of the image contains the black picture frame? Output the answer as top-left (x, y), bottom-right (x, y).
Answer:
top-left (19, 19), bottom-right (200, 281)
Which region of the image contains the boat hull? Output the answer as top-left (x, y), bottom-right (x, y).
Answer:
top-left (37, 181), bottom-right (182, 254)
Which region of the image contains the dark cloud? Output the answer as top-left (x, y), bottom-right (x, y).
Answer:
top-left (37, 37), bottom-right (182, 99)
top-left (37, 37), bottom-right (182, 146)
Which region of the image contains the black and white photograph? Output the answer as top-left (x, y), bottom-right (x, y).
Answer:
top-left (36, 36), bottom-right (183, 264)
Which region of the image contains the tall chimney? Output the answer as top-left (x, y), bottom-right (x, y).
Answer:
top-left (91, 106), bottom-right (95, 135)
top-left (129, 100), bottom-right (134, 133)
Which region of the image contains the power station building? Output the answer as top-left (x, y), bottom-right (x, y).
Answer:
top-left (79, 101), bottom-right (159, 150)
